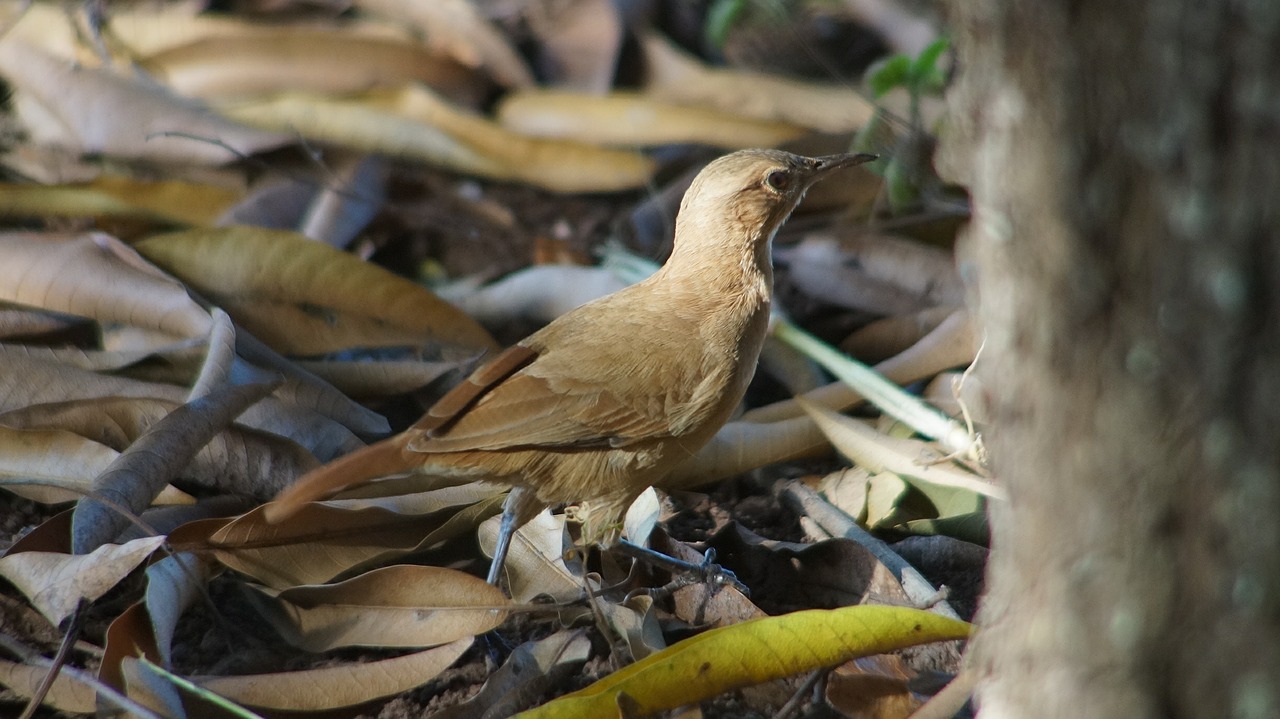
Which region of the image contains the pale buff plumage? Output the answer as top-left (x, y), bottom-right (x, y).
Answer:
top-left (265, 149), bottom-right (876, 583)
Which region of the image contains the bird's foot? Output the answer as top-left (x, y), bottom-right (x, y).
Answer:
top-left (614, 540), bottom-right (750, 597)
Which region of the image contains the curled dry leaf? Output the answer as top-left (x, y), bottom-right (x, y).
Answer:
top-left (0, 42), bottom-right (289, 164)
top-left (71, 380), bottom-right (278, 555)
top-left (641, 33), bottom-right (875, 133)
top-left (134, 226), bottom-right (497, 356)
top-left (247, 565), bottom-right (509, 651)
top-left (496, 90), bottom-right (806, 149)
top-left (141, 29), bottom-right (487, 105)
top-left (354, 0), bottom-right (535, 88)
top-left (0, 535), bottom-right (166, 626)
top-left (196, 637), bottom-right (471, 711)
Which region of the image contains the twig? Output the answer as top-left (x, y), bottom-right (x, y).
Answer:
top-left (18, 602), bottom-right (85, 719)
top-left (779, 481), bottom-right (960, 620)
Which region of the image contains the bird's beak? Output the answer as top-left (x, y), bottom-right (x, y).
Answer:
top-left (812, 152), bottom-right (879, 176)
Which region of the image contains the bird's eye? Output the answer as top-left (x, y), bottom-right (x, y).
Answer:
top-left (764, 169), bottom-right (791, 192)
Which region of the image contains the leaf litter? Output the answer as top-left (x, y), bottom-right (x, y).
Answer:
top-left (0, 2), bottom-right (987, 717)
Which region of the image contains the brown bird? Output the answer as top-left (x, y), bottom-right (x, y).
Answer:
top-left (265, 149), bottom-right (876, 584)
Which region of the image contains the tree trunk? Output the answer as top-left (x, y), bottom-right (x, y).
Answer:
top-left (941, 1), bottom-right (1280, 716)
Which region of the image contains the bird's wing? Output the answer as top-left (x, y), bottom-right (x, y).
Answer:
top-left (407, 346), bottom-right (682, 453)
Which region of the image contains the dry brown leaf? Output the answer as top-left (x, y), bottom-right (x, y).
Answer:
top-left (825, 662), bottom-right (921, 719)
top-left (196, 637), bottom-right (471, 711)
top-left (108, 6), bottom-right (413, 58)
top-left (742, 309), bottom-right (978, 424)
top-left (780, 234), bottom-right (963, 315)
top-left (0, 424), bottom-right (192, 506)
top-left (0, 176), bottom-right (244, 226)
top-left (0, 660), bottom-right (97, 713)
top-left (0, 424), bottom-right (120, 504)
top-left (354, 0), bottom-right (534, 88)
top-left (0, 535), bottom-right (166, 626)
top-left (247, 565), bottom-right (508, 651)
top-left (796, 398), bottom-right (1002, 499)
top-left (641, 33), bottom-right (875, 133)
top-left (0, 232), bottom-right (212, 340)
top-left (496, 90), bottom-right (806, 149)
top-left (0, 41), bottom-right (289, 164)
top-left (841, 307), bottom-right (957, 364)
top-left (446, 264), bottom-right (627, 325)
top-left (218, 86), bottom-right (657, 193)
top-left (141, 29), bottom-right (486, 105)
top-left (524, 0), bottom-right (620, 92)
top-left (479, 509), bottom-right (581, 603)
top-left (431, 630), bottom-right (592, 719)
top-left (293, 358), bottom-right (461, 398)
top-left (134, 226), bottom-right (497, 355)
top-left (206, 494), bottom-right (504, 588)
top-left (70, 381), bottom-right (278, 554)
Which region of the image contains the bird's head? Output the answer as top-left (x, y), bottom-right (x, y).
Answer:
top-left (673, 149), bottom-right (878, 261)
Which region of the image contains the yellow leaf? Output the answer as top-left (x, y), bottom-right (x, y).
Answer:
top-left (514, 605), bottom-right (970, 719)
top-left (0, 176), bottom-right (243, 226)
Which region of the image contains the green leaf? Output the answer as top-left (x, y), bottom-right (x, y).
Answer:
top-left (903, 512), bottom-right (990, 546)
top-left (705, 0), bottom-right (749, 50)
top-left (885, 155), bottom-right (919, 213)
top-left (908, 37), bottom-right (950, 90)
top-left (866, 55), bottom-right (912, 98)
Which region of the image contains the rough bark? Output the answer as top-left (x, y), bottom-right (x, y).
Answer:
top-left (940, 1), bottom-right (1280, 716)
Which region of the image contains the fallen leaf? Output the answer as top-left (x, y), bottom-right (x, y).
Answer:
top-left (641, 33), bottom-right (875, 133)
top-left (0, 176), bottom-right (244, 226)
top-left (71, 380), bottom-right (278, 554)
top-left (206, 494), bottom-right (503, 588)
top-left (354, 0), bottom-right (534, 88)
top-left (134, 226), bottom-right (497, 355)
top-left (0, 659), bottom-right (97, 713)
top-left (496, 90), bottom-right (806, 149)
top-left (0, 536), bottom-right (167, 626)
top-left (431, 630), bottom-right (592, 719)
top-left (514, 605), bottom-right (970, 718)
top-left (0, 41), bottom-right (288, 164)
top-left (247, 565), bottom-right (508, 651)
top-left (142, 28), bottom-right (486, 104)
top-left (197, 637), bottom-right (471, 711)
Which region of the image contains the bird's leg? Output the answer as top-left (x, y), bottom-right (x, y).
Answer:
top-left (613, 539), bottom-right (749, 596)
top-left (486, 487), bottom-right (541, 586)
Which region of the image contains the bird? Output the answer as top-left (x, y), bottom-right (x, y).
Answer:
top-left (265, 148), bottom-right (877, 585)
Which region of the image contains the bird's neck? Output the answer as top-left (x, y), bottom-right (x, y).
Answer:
top-left (660, 214), bottom-right (776, 308)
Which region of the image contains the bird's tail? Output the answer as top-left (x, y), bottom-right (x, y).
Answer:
top-left (263, 435), bottom-right (413, 522)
